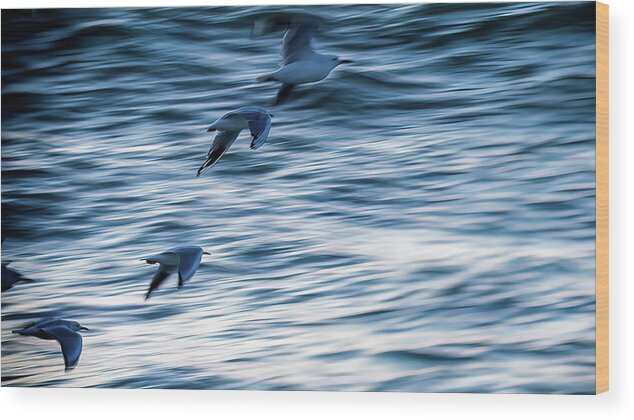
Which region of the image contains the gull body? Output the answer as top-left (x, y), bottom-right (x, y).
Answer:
top-left (265, 53), bottom-right (341, 85)
top-left (208, 114), bottom-right (250, 132)
top-left (197, 106), bottom-right (273, 176)
top-left (254, 14), bottom-right (351, 104)
top-left (13, 318), bottom-right (89, 370)
top-left (141, 245), bottom-right (210, 299)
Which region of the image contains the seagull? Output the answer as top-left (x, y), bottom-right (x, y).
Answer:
top-left (253, 13), bottom-right (352, 104)
top-left (2, 264), bottom-right (33, 292)
top-left (141, 246), bottom-right (210, 299)
top-left (197, 106), bottom-right (273, 176)
top-left (13, 318), bottom-right (89, 370)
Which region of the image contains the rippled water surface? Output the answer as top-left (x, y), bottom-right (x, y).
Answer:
top-left (1, 2), bottom-right (596, 393)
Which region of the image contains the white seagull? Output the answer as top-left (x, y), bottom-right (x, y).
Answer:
top-left (197, 106), bottom-right (273, 176)
top-left (13, 318), bottom-right (89, 370)
top-left (141, 245), bottom-right (210, 299)
top-left (254, 13), bottom-right (352, 104)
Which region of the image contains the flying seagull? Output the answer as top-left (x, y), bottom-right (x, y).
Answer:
top-left (141, 246), bottom-right (210, 299)
top-left (2, 264), bottom-right (33, 292)
top-left (13, 318), bottom-right (89, 370)
top-left (253, 13), bottom-right (351, 104)
top-left (197, 106), bottom-right (273, 176)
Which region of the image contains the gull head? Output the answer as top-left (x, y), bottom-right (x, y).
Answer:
top-left (69, 320), bottom-right (90, 331)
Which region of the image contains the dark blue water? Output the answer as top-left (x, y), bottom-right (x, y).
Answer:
top-left (1, 2), bottom-right (596, 393)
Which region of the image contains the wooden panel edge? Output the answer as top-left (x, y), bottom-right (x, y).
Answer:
top-left (595, 0), bottom-right (609, 395)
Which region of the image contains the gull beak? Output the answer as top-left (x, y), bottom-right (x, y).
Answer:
top-left (268, 113), bottom-right (274, 117)
top-left (80, 326), bottom-right (90, 331)
top-left (203, 250), bottom-right (211, 255)
top-left (207, 127), bottom-right (216, 132)
top-left (339, 59), bottom-right (353, 65)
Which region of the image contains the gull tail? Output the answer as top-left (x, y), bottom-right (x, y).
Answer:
top-left (256, 74), bottom-right (276, 83)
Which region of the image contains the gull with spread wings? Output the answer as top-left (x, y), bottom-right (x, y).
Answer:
top-left (197, 106), bottom-right (273, 176)
top-left (254, 13), bottom-right (352, 104)
top-left (13, 318), bottom-right (89, 370)
top-left (141, 245), bottom-right (211, 300)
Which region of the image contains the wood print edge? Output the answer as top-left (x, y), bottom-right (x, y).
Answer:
top-left (595, 0), bottom-right (609, 395)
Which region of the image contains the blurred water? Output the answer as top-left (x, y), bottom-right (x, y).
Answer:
top-left (1, 3), bottom-right (596, 393)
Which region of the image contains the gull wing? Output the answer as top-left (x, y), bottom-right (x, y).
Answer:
top-left (252, 14), bottom-right (321, 65)
top-left (145, 270), bottom-right (171, 300)
top-left (171, 246), bottom-right (205, 287)
top-left (142, 252), bottom-right (180, 299)
top-left (2, 265), bottom-right (18, 292)
top-left (281, 15), bottom-right (320, 65)
top-left (40, 325), bottom-right (83, 369)
top-left (233, 107), bottom-right (272, 150)
top-left (2, 265), bottom-right (32, 292)
top-left (196, 130), bottom-right (240, 176)
top-left (249, 119), bottom-right (271, 149)
top-left (275, 83), bottom-right (295, 105)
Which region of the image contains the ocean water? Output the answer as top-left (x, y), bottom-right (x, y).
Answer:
top-left (1, 2), bottom-right (596, 393)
